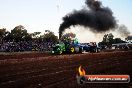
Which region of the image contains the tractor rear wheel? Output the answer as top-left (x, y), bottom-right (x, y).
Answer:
top-left (70, 47), bottom-right (75, 54)
top-left (75, 46), bottom-right (80, 53)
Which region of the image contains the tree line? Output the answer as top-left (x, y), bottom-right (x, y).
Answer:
top-left (0, 25), bottom-right (128, 45)
top-left (0, 25), bottom-right (59, 43)
top-left (98, 33), bottom-right (127, 49)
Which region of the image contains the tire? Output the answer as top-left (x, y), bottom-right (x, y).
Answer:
top-left (90, 46), bottom-right (97, 53)
top-left (70, 47), bottom-right (75, 54)
top-left (92, 48), bottom-right (97, 53)
top-left (59, 51), bottom-right (62, 54)
top-left (75, 46), bottom-right (80, 53)
top-left (97, 48), bottom-right (100, 53)
top-left (79, 47), bottom-right (83, 53)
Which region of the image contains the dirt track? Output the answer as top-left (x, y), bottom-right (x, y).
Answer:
top-left (0, 51), bottom-right (132, 88)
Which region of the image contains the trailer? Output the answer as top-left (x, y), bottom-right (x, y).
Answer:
top-left (80, 42), bottom-right (101, 53)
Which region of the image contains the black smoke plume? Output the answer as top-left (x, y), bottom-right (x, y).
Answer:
top-left (59, 0), bottom-right (117, 38)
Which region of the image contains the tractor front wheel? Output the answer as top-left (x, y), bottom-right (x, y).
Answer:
top-left (59, 51), bottom-right (62, 54)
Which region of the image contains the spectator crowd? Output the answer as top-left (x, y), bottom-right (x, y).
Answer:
top-left (0, 41), bottom-right (54, 52)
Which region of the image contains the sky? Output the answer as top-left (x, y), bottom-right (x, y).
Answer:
top-left (0, 0), bottom-right (132, 42)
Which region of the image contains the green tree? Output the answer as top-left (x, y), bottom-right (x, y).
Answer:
top-left (40, 30), bottom-right (58, 43)
top-left (108, 33), bottom-right (114, 44)
top-left (113, 38), bottom-right (126, 44)
top-left (0, 28), bottom-right (6, 38)
top-left (99, 33), bottom-right (114, 48)
top-left (9, 25), bottom-right (30, 42)
top-left (103, 34), bottom-right (108, 42)
top-left (102, 33), bottom-right (114, 43)
top-left (31, 32), bottom-right (41, 42)
top-left (0, 28), bottom-right (10, 42)
top-left (31, 32), bottom-right (41, 38)
top-left (99, 33), bottom-right (126, 48)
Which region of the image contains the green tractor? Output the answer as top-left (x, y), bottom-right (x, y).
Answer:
top-left (51, 39), bottom-right (83, 54)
